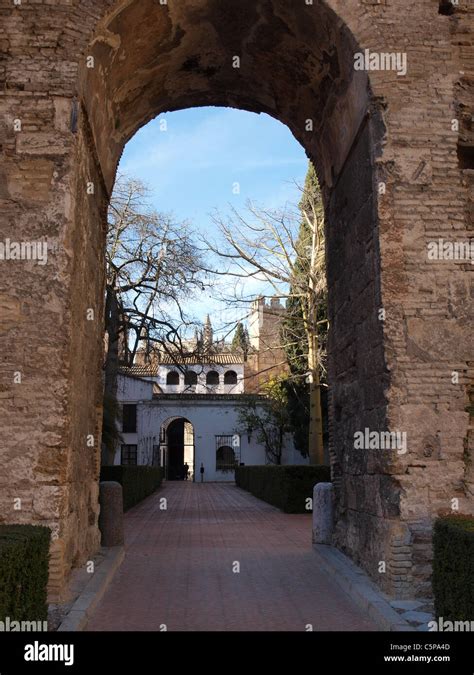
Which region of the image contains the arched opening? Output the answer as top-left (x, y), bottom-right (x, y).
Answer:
top-left (166, 371), bottom-right (180, 386)
top-left (206, 371), bottom-right (220, 386)
top-left (72, 0), bottom-right (391, 594)
top-left (184, 370), bottom-right (198, 386)
top-left (224, 371), bottom-right (238, 386)
top-left (161, 417), bottom-right (195, 481)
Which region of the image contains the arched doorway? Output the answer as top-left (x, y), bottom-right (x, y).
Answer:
top-left (161, 417), bottom-right (195, 482)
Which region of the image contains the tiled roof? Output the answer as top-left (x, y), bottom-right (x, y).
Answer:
top-left (121, 354), bottom-right (244, 377)
top-left (159, 353), bottom-right (244, 365)
top-left (120, 365), bottom-right (157, 377)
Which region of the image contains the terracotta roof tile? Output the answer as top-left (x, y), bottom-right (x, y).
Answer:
top-left (159, 353), bottom-right (244, 365)
top-left (121, 353), bottom-right (244, 377)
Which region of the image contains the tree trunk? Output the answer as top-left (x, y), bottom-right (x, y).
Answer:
top-left (307, 213), bottom-right (326, 466)
top-left (103, 285), bottom-right (121, 465)
top-left (104, 288), bottom-right (120, 393)
top-left (278, 427), bottom-right (284, 465)
top-left (307, 330), bottom-right (325, 465)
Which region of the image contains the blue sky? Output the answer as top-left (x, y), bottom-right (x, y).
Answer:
top-left (118, 106), bottom-right (308, 336)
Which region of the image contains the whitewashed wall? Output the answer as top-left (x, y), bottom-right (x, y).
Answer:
top-left (156, 363), bottom-right (244, 394)
top-left (115, 374), bottom-right (308, 479)
top-left (115, 375), bottom-right (154, 465)
top-left (117, 374), bottom-right (154, 401)
top-left (139, 399), bottom-right (267, 482)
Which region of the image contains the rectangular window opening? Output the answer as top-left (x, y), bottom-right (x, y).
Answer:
top-left (122, 404), bottom-right (137, 433)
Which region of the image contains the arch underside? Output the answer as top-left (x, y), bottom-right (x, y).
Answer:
top-left (82, 0), bottom-right (372, 194)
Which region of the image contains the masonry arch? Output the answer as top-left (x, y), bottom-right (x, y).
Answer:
top-left (184, 370), bottom-right (198, 386)
top-left (224, 371), bottom-right (238, 386)
top-left (80, 0), bottom-right (377, 194)
top-left (72, 0), bottom-right (395, 594)
top-left (160, 417), bottom-right (195, 481)
top-left (166, 371), bottom-right (180, 386)
top-left (206, 371), bottom-right (220, 386)
top-left (74, 0), bottom-right (389, 593)
top-left (3, 0), bottom-right (471, 601)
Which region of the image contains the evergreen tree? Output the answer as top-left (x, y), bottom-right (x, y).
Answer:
top-left (281, 162), bottom-right (328, 461)
top-left (231, 322), bottom-right (249, 357)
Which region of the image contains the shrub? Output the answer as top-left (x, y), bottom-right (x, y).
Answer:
top-left (0, 525), bottom-right (50, 622)
top-left (432, 515), bottom-right (474, 621)
top-left (235, 465), bottom-right (331, 513)
top-left (100, 466), bottom-right (164, 511)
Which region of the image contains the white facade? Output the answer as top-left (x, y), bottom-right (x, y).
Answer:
top-left (116, 373), bottom-right (307, 481)
top-left (156, 362), bottom-right (244, 395)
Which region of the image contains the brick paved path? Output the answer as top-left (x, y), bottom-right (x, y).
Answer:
top-left (86, 482), bottom-right (377, 631)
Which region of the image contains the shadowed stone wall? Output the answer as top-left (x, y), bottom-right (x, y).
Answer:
top-left (0, 0), bottom-right (472, 599)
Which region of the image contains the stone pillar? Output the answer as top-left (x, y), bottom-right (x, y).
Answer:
top-left (99, 482), bottom-right (124, 547)
top-left (312, 483), bottom-right (334, 545)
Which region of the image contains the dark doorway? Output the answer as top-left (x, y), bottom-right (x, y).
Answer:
top-left (167, 418), bottom-right (185, 480)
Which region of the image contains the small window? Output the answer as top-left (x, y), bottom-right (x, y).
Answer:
top-left (184, 370), bottom-right (198, 385)
top-left (121, 444), bottom-right (137, 466)
top-left (122, 404), bottom-right (137, 433)
top-left (216, 445), bottom-right (235, 472)
top-left (166, 371), bottom-right (180, 385)
top-left (206, 370), bottom-right (219, 385)
top-left (224, 370), bottom-right (238, 385)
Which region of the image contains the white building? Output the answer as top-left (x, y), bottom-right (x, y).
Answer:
top-left (154, 354), bottom-right (244, 395)
top-left (114, 314), bottom-right (309, 481)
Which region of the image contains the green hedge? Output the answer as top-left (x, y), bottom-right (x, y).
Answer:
top-left (235, 465), bottom-right (331, 513)
top-left (0, 525), bottom-right (50, 622)
top-left (433, 515), bottom-right (474, 621)
top-left (100, 465), bottom-right (164, 511)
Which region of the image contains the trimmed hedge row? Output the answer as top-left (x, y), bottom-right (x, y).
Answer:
top-left (100, 465), bottom-right (164, 511)
top-left (235, 465), bottom-right (331, 513)
top-left (433, 515), bottom-right (474, 621)
top-left (0, 525), bottom-right (50, 622)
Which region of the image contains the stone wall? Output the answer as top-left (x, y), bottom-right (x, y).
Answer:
top-left (0, 0), bottom-right (472, 599)
top-left (245, 297), bottom-right (288, 393)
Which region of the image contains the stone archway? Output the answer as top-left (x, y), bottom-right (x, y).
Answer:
top-left (160, 416), bottom-right (195, 481)
top-left (0, 0), bottom-right (472, 601)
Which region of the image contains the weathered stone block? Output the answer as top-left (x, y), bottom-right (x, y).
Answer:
top-left (16, 133), bottom-right (69, 156)
top-left (312, 483), bottom-right (334, 545)
top-left (98, 482), bottom-right (124, 547)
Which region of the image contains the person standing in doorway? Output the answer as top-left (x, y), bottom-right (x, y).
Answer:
top-left (200, 462), bottom-right (204, 483)
top-left (183, 462), bottom-right (189, 481)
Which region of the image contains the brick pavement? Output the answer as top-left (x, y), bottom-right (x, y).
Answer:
top-left (86, 482), bottom-right (378, 631)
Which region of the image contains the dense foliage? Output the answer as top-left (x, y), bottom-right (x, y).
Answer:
top-left (432, 515), bottom-right (474, 621)
top-left (0, 525), bottom-right (50, 622)
top-left (235, 465), bottom-right (331, 513)
top-left (100, 466), bottom-right (164, 511)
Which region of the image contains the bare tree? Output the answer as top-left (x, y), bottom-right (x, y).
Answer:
top-left (203, 168), bottom-right (327, 465)
top-left (102, 174), bottom-right (205, 463)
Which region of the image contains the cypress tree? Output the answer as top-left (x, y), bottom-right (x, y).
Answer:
top-left (231, 322), bottom-right (249, 357)
top-left (281, 162), bottom-right (328, 463)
